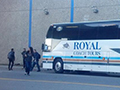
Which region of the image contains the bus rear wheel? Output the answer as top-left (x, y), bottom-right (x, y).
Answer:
top-left (54, 59), bottom-right (63, 73)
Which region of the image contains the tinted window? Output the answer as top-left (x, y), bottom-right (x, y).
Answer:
top-left (53, 25), bottom-right (79, 40)
top-left (97, 24), bottom-right (118, 39)
top-left (46, 26), bottom-right (53, 38)
top-left (47, 22), bottom-right (120, 40)
top-left (79, 23), bottom-right (119, 40)
top-left (79, 24), bottom-right (98, 40)
top-left (117, 24), bottom-right (120, 39)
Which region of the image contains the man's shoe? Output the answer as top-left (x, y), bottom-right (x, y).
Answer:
top-left (24, 73), bottom-right (27, 75)
top-left (37, 70), bottom-right (40, 72)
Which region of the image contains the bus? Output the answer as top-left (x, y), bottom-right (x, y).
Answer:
top-left (42, 20), bottom-right (120, 74)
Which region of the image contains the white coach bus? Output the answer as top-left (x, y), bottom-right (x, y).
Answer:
top-left (42, 20), bottom-right (120, 74)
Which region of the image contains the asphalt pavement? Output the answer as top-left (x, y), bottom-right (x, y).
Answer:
top-left (0, 65), bottom-right (120, 90)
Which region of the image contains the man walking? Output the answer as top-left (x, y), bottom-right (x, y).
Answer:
top-left (24, 47), bottom-right (34, 75)
top-left (21, 48), bottom-right (26, 69)
top-left (7, 48), bottom-right (15, 70)
top-left (32, 49), bottom-right (41, 72)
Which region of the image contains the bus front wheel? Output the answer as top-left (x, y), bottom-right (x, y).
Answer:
top-left (54, 59), bottom-right (63, 73)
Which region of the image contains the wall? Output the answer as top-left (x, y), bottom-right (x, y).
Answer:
top-left (0, 0), bottom-right (119, 64)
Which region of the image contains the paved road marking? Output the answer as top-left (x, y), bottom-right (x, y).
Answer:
top-left (0, 78), bottom-right (120, 88)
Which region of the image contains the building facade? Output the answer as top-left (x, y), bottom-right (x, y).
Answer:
top-left (0, 0), bottom-right (120, 64)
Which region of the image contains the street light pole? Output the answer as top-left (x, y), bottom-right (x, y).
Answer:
top-left (29, 0), bottom-right (32, 47)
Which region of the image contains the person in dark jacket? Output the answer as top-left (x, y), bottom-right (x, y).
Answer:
top-left (25, 47), bottom-right (33, 75)
top-left (32, 49), bottom-right (41, 72)
top-left (21, 48), bottom-right (26, 69)
top-left (7, 48), bottom-right (15, 70)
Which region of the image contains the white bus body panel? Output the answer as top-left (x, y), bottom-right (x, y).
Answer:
top-left (43, 39), bottom-right (120, 73)
top-left (43, 63), bottom-right (53, 69)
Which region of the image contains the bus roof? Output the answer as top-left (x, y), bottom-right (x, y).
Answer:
top-left (51, 19), bottom-right (120, 26)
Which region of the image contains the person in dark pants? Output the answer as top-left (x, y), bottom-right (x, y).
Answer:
top-left (21, 48), bottom-right (26, 69)
top-left (32, 49), bottom-right (41, 72)
top-left (7, 48), bottom-right (15, 70)
top-left (25, 47), bottom-right (33, 75)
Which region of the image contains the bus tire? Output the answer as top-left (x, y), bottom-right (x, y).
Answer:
top-left (54, 59), bottom-right (63, 73)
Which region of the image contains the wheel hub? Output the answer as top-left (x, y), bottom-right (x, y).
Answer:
top-left (55, 62), bottom-right (61, 71)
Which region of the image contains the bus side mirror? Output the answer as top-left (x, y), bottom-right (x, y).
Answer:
top-left (42, 44), bottom-right (49, 51)
top-left (42, 44), bottom-right (44, 51)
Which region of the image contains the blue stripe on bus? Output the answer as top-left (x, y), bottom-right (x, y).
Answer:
top-left (43, 56), bottom-right (120, 60)
top-left (42, 61), bottom-right (120, 66)
top-left (64, 62), bottom-right (120, 66)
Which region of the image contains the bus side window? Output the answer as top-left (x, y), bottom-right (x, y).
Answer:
top-left (97, 24), bottom-right (118, 39)
top-left (79, 24), bottom-right (98, 40)
top-left (52, 26), bottom-right (63, 39)
top-left (117, 25), bottom-right (120, 39)
top-left (65, 26), bottom-right (79, 40)
top-left (53, 25), bottom-right (79, 40)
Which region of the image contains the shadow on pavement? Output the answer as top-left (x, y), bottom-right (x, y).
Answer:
top-left (63, 70), bottom-right (120, 78)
